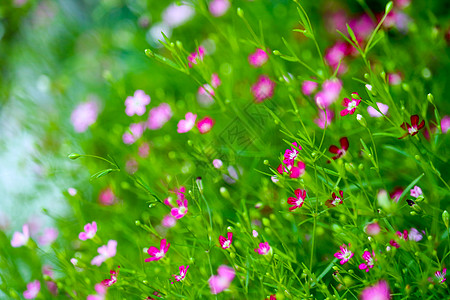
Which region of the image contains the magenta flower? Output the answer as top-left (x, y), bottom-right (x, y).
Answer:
top-left (254, 242), bottom-right (271, 255)
top-left (162, 214), bottom-right (177, 228)
top-left (365, 222), bottom-right (381, 236)
top-left (79, 221), bottom-right (97, 241)
top-left (410, 185), bottom-right (423, 198)
top-left (71, 101), bottom-right (99, 133)
top-left (399, 115), bottom-right (425, 139)
top-left (101, 267), bottom-right (119, 287)
top-left (287, 189), bottom-right (306, 211)
top-left (99, 187), bottom-right (116, 206)
top-left (209, 0), bottom-right (230, 17)
top-left (359, 251), bottom-right (375, 272)
top-left (301, 80), bottom-right (318, 96)
top-left (328, 137), bottom-right (349, 161)
top-left (211, 73), bottom-right (221, 88)
top-left (171, 265), bottom-right (189, 283)
top-left (11, 224), bottom-right (30, 247)
top-left (145, 239), bottom-right (170, 262)
top-left (325, 190), bottom-right (344, 208)
top-left (277, 161), bottom-right (306, 179)
top-left (171, 197), bottom-right (188, 219)
top-left (177, 112), bottom-right (197, 133)
top-left (314, 79), bottom-right (342, 108)
top-left (87, 283), bottom-right (107, 300)
top-left (441, 116), bottom-right (450, 133)
top-left (125, 90), bottom-right (151, 117)
top-left (367, 102), bottom-right (389, 118)
top-left (248, 48), bottom-right (269, 67)
top-left (38, 227), bottom-right (58, 246)
top-left (283, 142), bottom-right (301, 165)
top-left (209, 265), bottom-right (235, 294)
top-left (360, 280), bottom-right (391, 300)
top-left (314, 109), bottom-right (334, 129)
top-left (390, 187), bottom-right (403, 202)
top-left (187, 46), bottom-right (205, 68)
top-left (91, 240), bottom-right (117, 266)
top-left (219, 232), bottom-right (233, 249)
top-left (340, 93), bottom-right (361, 116)
top-left (122, 122), bottom-right (145, 145)
top-left (348, 14), bottom-right (375, 40)
top-left (251, 75), bottom-right (275, 102)
top-left (147, 103), bottom-right (173, 130)
top-left (197, 116), bottom-right (215, 134)
top-left (334, 243), bottom-right (354, 264)
top-left (23, 280), bottom-right (40, 299)
top-left (434, 268), bottom-right (447, 284)
top-left (324, 41), bottom-right (349, 74)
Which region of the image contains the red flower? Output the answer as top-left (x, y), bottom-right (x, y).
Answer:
top-left (328, 137), bottom-right (349, 161)
top-left (325, 190), bottom-right (344, 208)
top-left (399, 115), bottom-right (425, 139)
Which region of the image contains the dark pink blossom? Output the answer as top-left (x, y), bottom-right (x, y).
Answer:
top-left (277, 161), bottom-right (306, 179)
top-left (359, 251), bottom-right (375, 272)
top-left (145, 239), bottom-right (170, 262)
top-left (197, 116), bottom-right (215, 134)
top-left (209, 265), bottom-right (235, 294)
top-left (79, 221), bottom-right (97, 241)
top-left (125, 90), bottom-right (151, 116)
top-left (171, 265), bottom-right (189, 283)
top-left (254, 242), bottom-right (271, 255)
top-left (434, 268), bottom-right (447, 284)
top-left (325, 190), bottom-right (344, 208)
top-left (334, 243), bottom-right (354, 264)
top-left (328, 137), bottom-right (349, 161)
top-left (188, 46), bottom-right (205, 68)
top-left (171, 197), bottom-right (188, 219)
top-left (101, 267), bottom-right (120, 287)
top-left (340, 93), bottom-right (361, 116)
top-left (251, 75), bottom-right (275, 102)
top-left (248, 48), bottom-right (269, 67)
top-left (219, 232), bottom-right (233, 249)
top-left (283, 142), bottom-right (301, 165)
top-left (287, 189), bottom-right (306, 211)
top-left (301, 80), bottom-right (318, 96)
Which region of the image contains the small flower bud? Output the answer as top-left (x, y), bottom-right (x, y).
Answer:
top-left (443, 210), bottom-right (449, 228)
top-left (219, 187), bottom-right (230, 199)
top-left (273, 50), bottom-right (282, 56)
top-left (263, 160), bottom-right (269, 165)
top-left (176, 41), bottom-right (183, 49)
top-left (427, 93), bottom-right (434, 104)
top-left (135, 220), bottom-right (141, 226)
top-left (356, 114), bottom-right (367, 127)
top-left (230, 252), bottom-right (236, 259)
top-left (68, 153), bottom-right (81, 160)
top-left (144, 49), bottom-right (153, 58)
top-left (237, 7), bottom-right (244, 18)
top-left (385, 1), bottom-right (393, 14)
top-left (262, 218), bottom-right (270, 227)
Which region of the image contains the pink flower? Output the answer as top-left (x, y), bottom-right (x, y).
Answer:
top-left (11, 224), bottom-right (30, 247)
top-left (348, 14), bottom-right (375, 40)
top-left (145, 239), bottom-right (170, 262)
top-left (301, 80), bottom-right (318, 96)
top-left (213, 159), bottom-right (223, 169)
top-left (138, 142), bottom-right (150, 158)
top-left (162, 214), bottom-right (177, 228)
top-left (71, 101), bottom-right (99, 133)
top-left (87, 283), bottom-right (107, 300)
top-left (79, 221), bottom-right (97, 241)
top-left (171, 197), bottom-right (188, 219)
top-left (177, 112), bottom-right (197, 133)
top-left (101, 267), bottom-right (119, 287)
top-left (46, 281), bottom-right (58, 296)
top-left (340, 93), bottom-right (361, 116)
top-left (252, 230), bottom-right (259, 238)
top-left (283, 142), bottom-right (301, 165)
top-left (68, 187), bottom-right (77, 196)
top-left (399, 115), bottom-right (425, 139)
top-left (359, 251), bottom-right (375, 272)
top-left (172, 265), bottom-right (189, 283)
top-left (99, 187), bottom-right (116, 206)
top-left (334, 244), bottom-right (354, 264)
top-left (434, 268), bottom-right (447, 284)
top-left (211, 73), bottom-right (221, 88)
top-left (38, 227), bottom-right (58, 246)
top-left (251, 75), bottom-right (275, 102)
top-left (123, 122), bottom-right (145, 145)
top-left (147, 103), bottom-right (173, 130)
top-left (388, 72), bottom-right (402, 85)
top-left (209, 0), bottom-right (230, 17)
top-left (23, 280), bottom-right (40, 299)
top-left (287, 189), bottom-right (306, 211)
top-left (277, 161), bottom-right (306, 179)
top-left (325, 190), bottom-right (344, 208)
top-left (314, 79), bottom-right (342, 108)
top-left (410, 185), bottom-right (423, 198)
top-left (314, 109), bottom-right (334, 129)
top-left (124, 90), bottom-right (151, 116)
top-left (91, 240), bottom-right (117, 266)
top-left (367, 102), bottom-right (389, 118)
top-left (42, 265), bottom-right (54, 278)
top-left (162, 3), bottom-right (194, 27)
top-left (395, 0), bottom-right (410, 9)
top-left (409, 228), bottom-right (423, 242)
top-left (269, 295), bottom-right (277, 300)
top-left (188, 46), bottom-right (205, 68)
top-left (219, 232), bottom-right (233, 249)
top-left (365, 222), bottom-right (381, 236)
top-left (390, 187), bottom-right (403, 202)
top-left (324, 42), bottom-right (350, 74)
top-left (441, 116), bottom-right (450, 134)
top-left (248, 48), bottom-right (269, 67)
top-left (360, 280), bottom-right (391, 300)
top-left (197, 116), bottom-right (215, 134)
top-left (328, 137), bottom-right (349, 161)
top-left (209, 265), bottom-right (235, 294)
top-left (254, 242), bottom-right (271, 255)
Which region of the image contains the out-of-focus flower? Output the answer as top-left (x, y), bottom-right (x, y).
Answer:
top-left (213, 159), bottom-right (223, 169)
top-left (87, 283), bottom-right (107, 300)
top-left (367, 102), bottom-right (389, 118)
top-left (365, 222), bottom-right (381, 236)
top-left (253, 230), bottom-right (259, 238)
top-left (314, 109), bottom-right (334, 129)
top-left (177, 112), bottom-right (197, 133)
top-left (408, 228), bottom-right (423, 242)
top-left (441, 116), bottom-right (450, 133)
top-left (145, 239), bottom-right (170, 262)
top-left (11, 224), bottom-right (30, 247)
top-left (138, 142), bottom-right (150, 158)
top-left (99, 187), bottom-right (117, 206)
top-left (251, 75), bottom-right (275, 102)
top-left (122, 122), bottom-right (145, 145)
top-left (162, 2), bottom-right (195, 27)
top-left (68, 187), bottom-right (77, 196)
top-left (209, 0), bottom-right (230, 17)
top-left (91, 240), bottom-right (117, 266)
top-left (209, 265), bottom-right (235, 294)
top-left (197, 116), bottom-right (215, 134)
top-left (188, 46), bottom-right (205, 68)
top-left (348, 14), bottom-right (375, 40)
top-left (248, 48), bottom-right (269, 67)
top-left (315, 79), bottom-right (342, 108)
top-left (23, 280), bottom-right (40, 299)
top-left (71, 101), bottom-right (99, 133)
top-left (360, 280), bottom-right (391, 300)
top-left (38, 227), bottom-right (58, 246)
top-left (328, 137), bottom-right (349, 161)
top-left (302, 80), bottom-right (318, 96)
top-left (125, 90), bottom-right (151, 117)
top-left (79, 221), bottom-right (97, 241)
top-left (171, 265), bottom-right (189, 283)
top-left (388, 72), bottom-right (402, 85)
top-left (162, 214), bottom-right (177, 228)
top-left (147, 103), bottom-right (173, 130)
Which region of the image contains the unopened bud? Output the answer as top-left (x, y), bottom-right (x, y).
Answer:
top-left (144, 49), bottom-right (153, 58)
top-left (237, 8), bottom-right (244, 18)
top-left (68, 153), bottom-right (81, 160)
top-left (427, 93), bottom-right (434, 104)
top-left (356, 114), bottom-right (367, 127)
top-left (273, 50), bottom-right (282, 56)
top-left (443, 210), bottom-right (449, 228)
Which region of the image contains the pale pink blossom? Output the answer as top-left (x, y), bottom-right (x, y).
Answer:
top-left (68, 187), bottom-right (77, 196)
top-left (252, 230), bottom-right (259, 238)
top-left (314, 109), bottom-right (334, 129)
top-left (147, 103), bottom-right (173, 130)
top-left (409, 228), bottom-right (423, 242)
top-left (209, 265), bottom-right (235, 294)
top-left (348, 14), bottom-right (375, 40)
top-left (79, 221), bottom-right (97, 241)
top-left (251, 75), bottom-right (275, 102)
top-left (125, 90), bottom-right (151, 116)
top-left (23, 280), bottom-right (40, 299)
top-left (324, 41), bottom-right (349, 74)
top-left (87, 283), bottom-right (107, 300)
top-left (360, 280), bottom-right (391, 300)
top-left (314, 79), bottom-right (342, 109)
top-left (395, 0), bottom-right (410, 9)
top-left (177, 112), bottom-right (197, 133)
top-left (11, 224), bottom-right (30, 247)
top-left (301, 80), bottom-right (318, 96)
top-left (162, 214), bottom-right (177, 228)
top-left (213, 159), bottom-right (223, 169)
top-left (248, 48), bottom-right (269, 67)
top-left (71, 101), bottom-right (99, 133)
top-left (99, 187), bottom-right (116, 206)
top-left (122, 122), bottom-right (145, 145)
top-left (365, 222), bottom-right (381, 236)
top-left (388, 72), bottom-right (402, 85)
top-left (145, 239), bottom-right (170, 262)
top-left (197, 116), bottom-right (215, 134)
top-left (38, 227), bottom-right (58, 246)
top-left (162, 3), bottom-right (195, 27)
top-left (209, 0), bottom-right (230, 17)
top-left (254, 242), bottom-right (271, 255)
top-left (211, 73), bottom-right (221, 88)
top-left (410, 185), bottom-right (423, 198)
top-left (138, 142), bottom-right (150, 158)
top-left (367, 102), bottom-right (389, 117)
top-left (91, 240), bottom-right (117, 266)
top-left (46, 281), bottom-right (58, 296)
top-left (171, 265), bottom-right (189, 283)
top-left (441, 116), bottom-right (450, 133)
